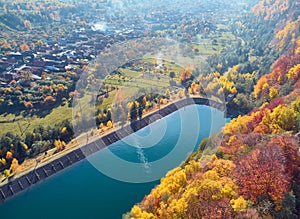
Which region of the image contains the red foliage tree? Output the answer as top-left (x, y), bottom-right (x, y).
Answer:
top-left (220, 133), bottom-right (264, 159)
top-left (266, 135), bottom-right (300, 180)
top-left (187, 197), bottom-right (233, 219)
top-left (246, 111), bottom-right (264, 131)
top-left (233, 145), bottom-right (291, 204)
top-left (265, 97), bottom-right (285, 110)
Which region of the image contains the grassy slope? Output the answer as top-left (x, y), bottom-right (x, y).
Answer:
top-left (0, 105), bottom-right (72, 136)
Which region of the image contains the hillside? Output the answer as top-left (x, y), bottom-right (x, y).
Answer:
top-left (126, 0), bottom-right (300, 218)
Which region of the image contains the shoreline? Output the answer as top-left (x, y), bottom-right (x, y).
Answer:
top-left (0, 97), bottom-right (226, 203)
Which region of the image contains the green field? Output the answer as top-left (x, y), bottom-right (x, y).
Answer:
top-left (0, 104), bottom-right (72, 136)
top-left (191, 24), bottom-right (238, 56)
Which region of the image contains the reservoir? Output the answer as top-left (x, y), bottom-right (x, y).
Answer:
top-left (0, 104), bottom-right (226, 219)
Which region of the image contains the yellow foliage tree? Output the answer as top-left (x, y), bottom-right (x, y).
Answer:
top-left (254, 75), bottom-right (268, 99)
top-left (10, 158), bottom-right (19, 173)
top-left (107, 120), bottom-right (113, 129)
top-left (231, 196), bottom-right (247, 212)
top-left (292, 98), bottom-right (300, 113)
top-left (61, 127), bottom-right (68, 134)
top-left (167, 198), bottom-right (188, 218)
top-left (4, 169), bottom-right (10, 178)
top-left (130, 205), bottom-right (155, 219)
top-left (269, 87), bottom-right (279, 100)
top-left (142, 96), bottom-right (147, 105)
top-left (219, 75), bottom-right (237, 95)
top-left (178, 90), bottom-right (185, 98)
top-left (6, 151), bottom-right (13, 160)
top-left (190, 82), bottom-right (201, 94)
top-left (165, 89), bottom-right (170, 97)
top-left (270, 105), bottom-right (297, 131)
top-left (223, 114), bottom-right (254, 135)
top-left (287, 64), bottom-right (300, 80)
top-left (127, 102), bottom-right (134, 110)
top-left (160, 98), bottom-right (167, 105)
top-left (54, 139), bottom-right (66, 152)
top-left (0, 158), bottom-right (7, 166)
top-left (210, 159), bottom-right (236, 177)
top-left (145, 101), bottom-right (150, 110)
top-left (23, 143), bottom-right (28, 151)
top-left (184, 160), bottom-right (200, 176)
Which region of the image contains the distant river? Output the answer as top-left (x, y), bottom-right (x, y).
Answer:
top-left (0, 105), bottom-right (227, 219)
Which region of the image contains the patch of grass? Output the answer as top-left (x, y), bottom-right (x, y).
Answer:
top-left (0, 113), bottom-right (17, 122)
top-left (137, 76), bottom-right (170, 88)
top-left (192, 42), bottom-right (219, 55)
top-left (73, 92), bottom-right (95, 119)
top-left (100, 90), bottom-right (117, 110)
top-left (122, 68), bottom-right (142, 78)
top-left (105, 78), bottom-right (122, 86)
top-left (0, 104), bottom-right (72, 136)
top-left (191, 27), bottom-right (238, 56)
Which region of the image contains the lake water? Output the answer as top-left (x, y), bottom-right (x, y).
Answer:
top-left (0, 105), bottom-right (226, 219)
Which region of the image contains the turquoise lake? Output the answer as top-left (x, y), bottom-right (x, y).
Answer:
top-left (0, 105), bottom-right (226, 219)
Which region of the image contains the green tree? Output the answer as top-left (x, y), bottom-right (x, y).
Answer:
top-left (130, 102), bottom-right (137, 122)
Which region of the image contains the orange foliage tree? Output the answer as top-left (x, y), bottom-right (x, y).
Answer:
top-left (233, 145), bottom-right (291, 204)
top-left (180, 67), bottom-right (193, 82)
top-left (10, 158), bottom-right (19, 173)
top-left (20, 43), bottom-right (30, 52)
top-left (43, 95), bottom-right (56, 104)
